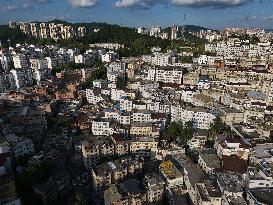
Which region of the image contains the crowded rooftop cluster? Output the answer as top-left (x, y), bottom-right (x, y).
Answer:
top-left (0, 23), bottom-right (273, 205)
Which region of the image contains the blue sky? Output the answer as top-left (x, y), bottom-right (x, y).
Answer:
top-left (0, 0), bottom-right (273, 29)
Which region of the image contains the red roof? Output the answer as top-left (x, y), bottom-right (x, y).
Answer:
top-left (220, 155), bottom-right (248, 174)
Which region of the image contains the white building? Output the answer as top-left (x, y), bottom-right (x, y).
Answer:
top-left (171, 106), bottom-right (216, 130)
top-left (13, 55), bottom-right (28, 68)
top-left (148, 67), bottom-right (184, 84)
top-left (92, 120), bottom-right (111, 136)
top-left (30, 59), bottom-right (48, 84)
top-left (101, 51), bottom-right (118, 63)
top-left (10, 69), bottom-right (33, 89)
top-left (86, 89), bottom-right (104, 104)
top-left (4, 134), bottom-right (35, 159)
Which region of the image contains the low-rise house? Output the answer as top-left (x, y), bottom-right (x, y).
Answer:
top-left (221, 107), bottom-right (244, 125)
top-left (119, 179), bottom-right (146, 205)
top-left (92, 156), bottom-right (143, 192)
top-left (144, 173), bottom-right (165, 205)
top-left (188, 129), bottom-right (208, 149)
top-left (217, 172), bottom-right (245, 198)
top-left (130, 122), bottom-right (153, 136)
top-left (250, 143), bottom-right (273, 164)
top-left (159, 160), bottom-right (184, 189)
top-left (198, 149), bottom-right (221, 176)
top-left (247, 188), bottom-right (273, 205)
top-left (246, 165), bottom-right (273, 189)
top-left (111, 133), bottom-right (130, 156)
top-left (130, 137), bottom-right (158, 157)
top-left (82, 136), bottom-right (115, 169)
top-left (196, 180), bottom-right (222, 205)
top-left (4, 134), bottom-right (35, 159)
top-left (214, 134), bottom-right (251, 160)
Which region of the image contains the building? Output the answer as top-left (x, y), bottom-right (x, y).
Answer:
top-left (3, 134), bottom-right (35, 159)
top-left (159, 160), bottom-right (183, 188)
top-left (144, 173), bottom-right (165, 205)
top-left (130, 137), bottom-right (158, 157)
top-left (82, 136), bottom-right (115, 169)
top-left (92, 156), bottom-right (143, 192)
top-left (196, 180), bottom-right (222, 205)
top-left (130, 122), bottom-right (153, 136)
top-left (198, 149), bottom-right (221, 176)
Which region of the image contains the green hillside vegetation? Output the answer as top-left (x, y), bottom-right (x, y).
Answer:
top-left (0, 21), bottom-right (206, 56)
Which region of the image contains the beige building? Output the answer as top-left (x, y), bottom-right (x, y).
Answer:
top-left (130, 122), bottom-right (153, 136)
top-left (130, 137), bottom-right (158, 157)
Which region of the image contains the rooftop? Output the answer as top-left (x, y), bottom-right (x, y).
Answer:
top-left (249, 188), bottom-right (273, 205)
top-left (199, 149), bottom-right (221, 169)
top-left (104, 185), bottom-right (121, 205)
top-left (160, 160), bottom-right (183, 180)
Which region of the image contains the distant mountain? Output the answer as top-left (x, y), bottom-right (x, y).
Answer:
top-left (265, 29), bottom-right (273, 32)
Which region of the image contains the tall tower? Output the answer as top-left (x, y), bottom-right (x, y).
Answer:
top-left (181, 14), bottom-right (186, 41)
top-left (171, 24), bottom-right (177, 40)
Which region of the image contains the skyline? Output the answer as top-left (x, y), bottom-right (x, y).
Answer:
top-left (0, 0), bottom-right (273, 29)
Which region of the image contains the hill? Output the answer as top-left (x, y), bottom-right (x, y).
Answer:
top-left (0, 20), bottom-right (206, 56)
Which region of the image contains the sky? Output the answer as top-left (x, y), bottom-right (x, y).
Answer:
top-left (0, 0), bottom-right (273, 29)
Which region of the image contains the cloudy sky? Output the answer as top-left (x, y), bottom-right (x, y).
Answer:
top-left (0, 0), bottom-right (273, 29)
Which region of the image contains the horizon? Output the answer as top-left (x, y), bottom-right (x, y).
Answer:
top-left (0, 0), bottom-right (273, 29)
top-left (2, 19), bottom-right (273, 31)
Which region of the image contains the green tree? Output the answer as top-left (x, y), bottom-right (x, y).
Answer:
top-left (167, 122), bottom-right (182, 140)
top-left (74, 192), bottom-right (90, 205)
top-left (180, 121), bottom-right (193, 143)
top-left (167, 121), bottom-right (193, 143)
top-left (179, 56), bottom-right (193, 63)
top-left (116, 76), bottom-right (127, 89)
top-left (208, 117), bottom-right (230, 140)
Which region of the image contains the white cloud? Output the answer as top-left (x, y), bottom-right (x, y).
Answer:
top-left (0, 0), bottom-right (52, 11)
top-left (113, 0), bottom-right (249, 8)
top-left (262, 15), bottom-right (273, 20)
top-left (171, 0), bottom-right (248, 7)
top-left (69, 0), bottom-right (99, 8)
top-left (113, 0), bottom-right (160, 8)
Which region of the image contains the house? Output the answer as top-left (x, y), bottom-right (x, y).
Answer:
top-left (198, 149), bottom-right (221, 176)
top-left (214, 134), bottom-right (251, 160)
top-left (159, 160), bottom-right (184, 189)
top-left (188, 129), bottom-right (208, 149)
top-left (130, 122), bottom-right (153, 136)
top-left (82, 136), bottom-right (115, 169)
top-left (92, 156), bottom-right (143, 192)
top-left (130, 137), bottom-right (158, 157)
top-left (144, 173), bottom-right (165, 205)
top-left (247, 188), bottom-right (273, 205)
top-left (195, 180), bottom-right (222, 205)
top-left (3, 134), bottom-right (35, 159)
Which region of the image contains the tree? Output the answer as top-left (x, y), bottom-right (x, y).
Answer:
top-left (179, 56), bottom-right (193, 63)
top-left (74, 192), bottom-right (90, 205)
top-left (167, 122), bottom-right (182, 140)
top-left (208, 117), bottom-right (230, 140)
top-left (116, 76), bottom-right (127, 89)
top-left (166, 121), bottom-right (193, 143)
top-left (180, 121), bottom-right (193, 143)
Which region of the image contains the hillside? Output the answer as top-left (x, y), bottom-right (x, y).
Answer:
top-left (0, 20), bottom-right (206, 56)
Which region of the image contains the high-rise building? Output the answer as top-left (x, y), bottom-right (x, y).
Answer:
top-left (19, 22), bottom-right (31, 35)
top-left (150, 26), bottom-right (161, 37)
top-left (78, 27), bottom-right (86, 37)
top-left (30, 23), bottom-right (39, 37)
top-left (8, 21), bottom-right (16, 29)
top-left (40, 23), bottom-right (49, 38)
top-left (171, 24), bottom-right (177, 40)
